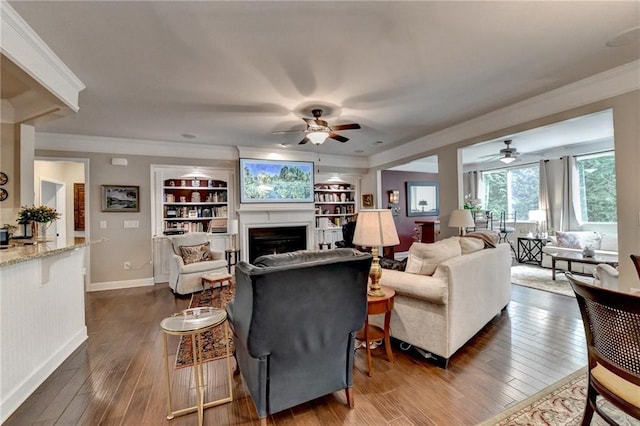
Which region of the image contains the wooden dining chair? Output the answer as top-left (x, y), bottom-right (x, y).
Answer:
top-left (565, 273), bottom-right (640, 425)
top-left (630, 254), bottom-right (640, 280)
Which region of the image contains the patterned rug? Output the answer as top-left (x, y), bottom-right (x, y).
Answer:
top-left (510, 264), bottom-right (590, 297)
top-left (479, 368), bottom-right (640, 425)
top-left (174, 284), bottom-right (235, 369)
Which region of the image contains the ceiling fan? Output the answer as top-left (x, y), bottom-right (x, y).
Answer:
top-left (497, 140), bottom-right (519, 164)
top-left (272, 109), bottom-right (361, 145)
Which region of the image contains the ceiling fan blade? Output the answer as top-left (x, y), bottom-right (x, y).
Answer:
top-left (328, 133), bottom-right (349, 143)
top-left (298, 137), bottom-right (310, 145)
top-left (272, 129), bottom-right (304, 134)
top-left (330, 123), bottom-right (361, 131)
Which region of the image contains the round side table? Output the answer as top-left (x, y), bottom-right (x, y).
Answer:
top-left (356, 285), bottom-right (395, 377)
top-left (160, 307), bottom-right (233, 425)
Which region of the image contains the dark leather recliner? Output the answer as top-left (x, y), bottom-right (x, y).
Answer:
top-left (226, 248), bottom-right (372, 423)
top-left (335, 221), bottom-right (357, 248)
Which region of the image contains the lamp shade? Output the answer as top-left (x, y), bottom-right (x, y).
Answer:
top-left (448, 209), bottom-right (475, 229)
top-left (228, 219), bottom-right (238, 235)
top-left (528, 209), bottom-right (545, 222)
top-left (352, 209), bottom-right (400, 247)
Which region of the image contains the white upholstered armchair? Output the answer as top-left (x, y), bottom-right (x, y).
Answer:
top-left (167, 233), bottom-right (227, 295)
top-left (592, 263), bottom-right (619, 290)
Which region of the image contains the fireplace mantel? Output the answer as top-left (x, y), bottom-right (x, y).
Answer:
top-left (237, 204), bottom-right (316, 262)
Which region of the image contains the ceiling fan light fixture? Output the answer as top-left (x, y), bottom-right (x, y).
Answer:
top-left (500, 155), bottom-right (516, 164)
top-left (307, 131), bottom-right (329, 145)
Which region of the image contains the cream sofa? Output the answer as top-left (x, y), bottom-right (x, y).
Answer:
top-left (371, 238), bottom-right (512, 368)
top-left (541, 230), bottom-right (618, 274)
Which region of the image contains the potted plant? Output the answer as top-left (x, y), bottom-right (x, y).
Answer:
top-left (16, 205), bottom-right (61, 241)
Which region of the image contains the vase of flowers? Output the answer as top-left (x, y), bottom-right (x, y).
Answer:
top-left (16, 205), bottom-right (61, 242)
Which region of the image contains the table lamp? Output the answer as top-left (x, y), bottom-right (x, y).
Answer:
top-left (448, 209), bottom-right (475, 236)
top-left (352, 209), bottom-right (400, 297)
top-left (228, 219), bottom-right (238, 250)
top-left (528, 209), bottom-right (546, 237)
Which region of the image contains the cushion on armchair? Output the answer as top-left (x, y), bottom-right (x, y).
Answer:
top-left (179, 242), bottom-right (212, 264)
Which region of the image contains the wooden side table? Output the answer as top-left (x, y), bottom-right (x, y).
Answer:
top-left (201, 272), bottom-right (232, 291)
top-left (356, 285), bottom-right (395, 376)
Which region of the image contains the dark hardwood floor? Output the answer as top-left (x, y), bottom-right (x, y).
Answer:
top-left (5, 283), bottom-right (586, 425)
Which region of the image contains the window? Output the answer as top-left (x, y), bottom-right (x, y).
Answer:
top-left (576, 151), bottom-right (617, 223)
top-left (482, 164), bottom-right (540, 220)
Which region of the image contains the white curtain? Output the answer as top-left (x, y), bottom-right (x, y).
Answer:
top-left (539, 157), bottom-right (582, 233)
top-left (463, 171), bottom-right (483, 203)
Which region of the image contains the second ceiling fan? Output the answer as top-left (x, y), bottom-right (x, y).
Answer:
top-left (272, 109), bottom-right (361, 145)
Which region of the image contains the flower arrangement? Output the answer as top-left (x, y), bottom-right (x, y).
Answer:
top-left (463, 194), bottom-right (482, 210)
top-left (16, 205), bottom-right (61, 224)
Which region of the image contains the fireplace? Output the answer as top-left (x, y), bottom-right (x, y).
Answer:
top-left (248, 226), bottom-right (307, 263)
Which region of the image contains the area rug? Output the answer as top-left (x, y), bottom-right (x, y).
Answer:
top-left (479, 367), bottom-right (640, 425)
top-left (510, 264), bottom-right (591, 297)
top-left (174, 284), bottom-right (235, 369)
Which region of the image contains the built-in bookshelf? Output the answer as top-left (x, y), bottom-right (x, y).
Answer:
top-left (162, 178), bottom-right (228, 233)
top-left (314, 182), bottom-right (357, 229)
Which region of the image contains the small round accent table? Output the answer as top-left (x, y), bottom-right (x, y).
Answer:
top-left (356, 285), bottom-right (395, 376)
top-left (160, 307), bottom-right (233, 425)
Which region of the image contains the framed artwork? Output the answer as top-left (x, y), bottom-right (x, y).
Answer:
top-left (101, 185), bottom-right (140, 212)
top-left (361, 193), bottom-right (374, 209)
top-left (406, 181), bottom-right (439, 217)
top-left (239, 158), bottom-right (314, 203)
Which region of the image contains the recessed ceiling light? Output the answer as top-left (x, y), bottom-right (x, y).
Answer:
top-left (606, 26), bottom-right (640, 47)
top-left (181, 133), bottom-right (196, 139)
top-left (375, 140), bottom-right (384, 145)
top-left (278, 143), bottom-right (290, 148)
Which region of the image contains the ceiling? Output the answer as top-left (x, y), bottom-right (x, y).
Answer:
top-left (6, 1), bottom-right (640, 159)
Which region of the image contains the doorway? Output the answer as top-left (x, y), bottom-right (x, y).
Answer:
top-left (40, 178), bottom-right (66, 245)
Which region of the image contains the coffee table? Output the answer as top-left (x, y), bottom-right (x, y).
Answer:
top-left (549, 252), bottom-right (619, 280)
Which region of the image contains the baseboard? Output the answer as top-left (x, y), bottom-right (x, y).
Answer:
top-left (0, 328), bottom-right (88, 424)
top-left (87, 277), bottom-right (154, 292)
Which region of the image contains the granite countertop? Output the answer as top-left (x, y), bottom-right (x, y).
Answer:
top-left (0, 237), bottom-right (103, 267)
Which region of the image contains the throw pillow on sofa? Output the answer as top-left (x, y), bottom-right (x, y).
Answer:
top-left (179, 242), bottom-right (212, 265)
top-left (405, 238), bottom-right (461, 276)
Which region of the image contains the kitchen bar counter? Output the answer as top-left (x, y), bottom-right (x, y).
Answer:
top-left (0, 237), bottom-right (101, 422)
top-left (0, 237), bottom-right (100, 268)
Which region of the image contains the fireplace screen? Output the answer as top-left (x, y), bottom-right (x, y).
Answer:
top-left (248, 226), bottom-right (307, 263)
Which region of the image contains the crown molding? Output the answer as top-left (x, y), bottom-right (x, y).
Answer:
top-left (35, 132), bottom-right (237, 160)
top-left (369, 60), bottom-right (640, 169)
top-left (236, 146), bottom-right (368, 169)
top-left (1, 1), bottom-right (85, 112)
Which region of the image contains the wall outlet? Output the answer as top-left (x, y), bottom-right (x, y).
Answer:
top-left (124, 261), bottom-right (131, 270)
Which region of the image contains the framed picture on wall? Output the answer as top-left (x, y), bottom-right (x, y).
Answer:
top-left (406, 181), bottom-right (439, 217)
top-left (361, 193), bottom-right (374, 209)
top-left (101, 185), bottom-right (140, 212)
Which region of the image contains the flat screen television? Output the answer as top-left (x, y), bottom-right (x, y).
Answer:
top-left (239, 158), bottom-right (315, 203)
